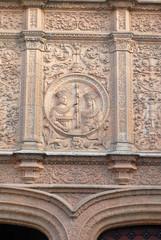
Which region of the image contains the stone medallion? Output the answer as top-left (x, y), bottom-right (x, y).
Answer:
top-left (44, 74), bottom-right (110, 137)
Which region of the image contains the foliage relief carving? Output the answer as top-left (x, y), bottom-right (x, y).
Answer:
top-left (131, 13), bottom-right (161, 33)
top-left (0, 11), bottom-right (23, 30)
top-left (133, 44), bottom-right (161, 150)
top-left (43, 42), bottom-right (111, 151)
top-left (0, 41), bottom-right (21, 150)
top-left (44, 11), bottom-right (111, 32)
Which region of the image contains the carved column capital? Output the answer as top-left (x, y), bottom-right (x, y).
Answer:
top-left (110, 37), bottom-right (136, 53)
top-left (21, 34), bottom-right (45, 51)
top-left (108, 154), bottom-right (138, 184)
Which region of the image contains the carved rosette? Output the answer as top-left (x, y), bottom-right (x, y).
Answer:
top-left (43, 74), bottom-right (110, 151)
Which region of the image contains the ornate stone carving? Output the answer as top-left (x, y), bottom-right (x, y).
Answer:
top-left (110, 38), bottom-right (136, 53)
top-left (118, 11), bottom-right (126, 31)
top-left (44, 11), bottom-right (111, 32)
top-left (118, 52), bottom-right (126, 141)
top-left (43, 75), bottom-right (110, 151)
top-left (21, 35), bottom-right (44, 150)
top-left (22, 36), bottom-right (45, 51)
top-left (0, 11), bottom-right (23, 31)
top-left (0, 41), bottom-right (21, 150)
top-left (53, 164), bottom-right (113, 184)
top-left (131, 13), bottom-right (161, 33)
top-left (108, 155), bottom-right (137, 185)
top-left (43, 42), bottom-right (111, 151)
top-left (133, 44), bottom-right (161, 150)
top-left (44, 42), bottom-right (110, 91)
top-left (15, 161), bottom-right (44, 184)
top-left (14, 154), bottom-right (44, 184)
top-left (30, 9), bottom-right (37, 28)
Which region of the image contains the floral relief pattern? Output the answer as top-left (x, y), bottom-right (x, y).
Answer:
top-left (0, 41), bottom-right (21, 150)
top-left (133, 44), bottom-right (161, 150)
top-left (44, 11), bottom-right (111, 32)
top-left (131, 13), bottom-right (161, 33)
top-left (0, 11), bottom-right (23, 30)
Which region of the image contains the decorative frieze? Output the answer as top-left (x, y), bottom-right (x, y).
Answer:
top-left (44, 11), bottom-right (111, 32)
top-left (0, 11), bottom-right (23, 31)
top-left (131, 13), bottom-right (161, 33)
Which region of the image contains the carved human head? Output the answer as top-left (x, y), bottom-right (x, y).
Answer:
top-left (55, 89), bottom-right (69, 105)
top-left (83, 93), bottom-right (97, 108)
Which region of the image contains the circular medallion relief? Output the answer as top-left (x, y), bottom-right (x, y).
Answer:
top-left (44, 74), bottom-right (110, 136)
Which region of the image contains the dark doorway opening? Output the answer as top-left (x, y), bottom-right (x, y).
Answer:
top-left (0, 224), bottom-right (48, 240)
top-left (98, 225), bottom-right (161, 240)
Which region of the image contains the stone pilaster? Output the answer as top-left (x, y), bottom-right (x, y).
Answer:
top-left (20, 8), bottom-right (44, 150)
top-left (114, 9), bottom-right (130, 32)
top-left (110, 9), bottom-right (135, 152)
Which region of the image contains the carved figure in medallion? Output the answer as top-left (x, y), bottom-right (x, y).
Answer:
top-left (81, 93), bottom-right (103, 133)
top-left (44, 75), bottom-right (110, 151)
top-left (49, 89), bottom-right (74, 132)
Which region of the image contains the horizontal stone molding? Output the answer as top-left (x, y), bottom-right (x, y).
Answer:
top-left (0, 152), bottom-right (161, 166)
top-left (0, 1), bottom-right (160, 11)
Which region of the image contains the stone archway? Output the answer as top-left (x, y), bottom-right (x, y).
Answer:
top-left (0, 224), bottom-right (48, 240)
top-left (0, 186), bottom-right (71, 240)
top-left (76, 187), bottom-right (161, 240)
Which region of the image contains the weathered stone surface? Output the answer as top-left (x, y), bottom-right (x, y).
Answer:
top-left (0, 1), bottom-right (160, 239)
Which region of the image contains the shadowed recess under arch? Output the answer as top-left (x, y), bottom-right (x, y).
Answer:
top-left (98, 225), bottom-right (161, 240)
top-left (0, 224), bottom-right (48, 240)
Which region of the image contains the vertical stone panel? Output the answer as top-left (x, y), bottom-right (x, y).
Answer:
top-left (0, 40), bottom-right (21, 150)
top-left (21, 8), bottom-right (44, 150)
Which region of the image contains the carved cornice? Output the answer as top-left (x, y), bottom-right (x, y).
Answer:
top-left (0, 0), bottom-right (159, 11)
top-left (21, 0), bottom-right (48, 8)
top-left (45, 33), bottom-right (111, 41)
top-left (0, 31), bottom-right (160, 43)
top-left (133, 34), bottom-right (161, 42)
top-left (0, 152), bottom-right (161, 166)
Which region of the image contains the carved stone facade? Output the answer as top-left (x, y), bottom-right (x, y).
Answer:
top-left (0, 0), bottom-right (161, 240)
